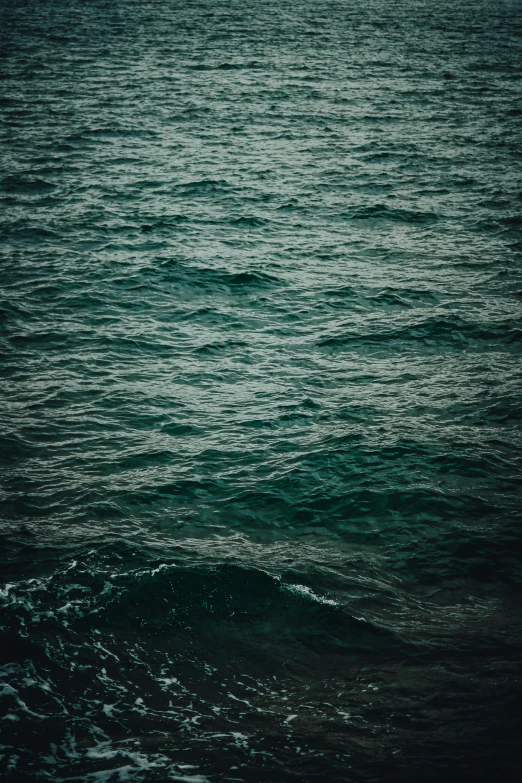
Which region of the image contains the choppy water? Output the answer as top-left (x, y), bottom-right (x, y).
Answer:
top-left (1, 0), bottom-right (522, 780)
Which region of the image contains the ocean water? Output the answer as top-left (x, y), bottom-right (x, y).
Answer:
top-left (1, 0), bottom-right (522, 780)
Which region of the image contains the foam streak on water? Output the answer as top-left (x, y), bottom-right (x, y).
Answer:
top-left (1, 1), bottom-right (522, 781)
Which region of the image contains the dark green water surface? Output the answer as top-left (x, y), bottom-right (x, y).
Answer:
top-left (1, 0), bottom-right (522, 780)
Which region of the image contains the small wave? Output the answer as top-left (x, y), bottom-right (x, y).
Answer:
top-left (140, 216), bottom-right (189, 232)
top-left (349, 204), bottom-right (438, 224)
top-left (68, 127), bottom-right (158, 140)
top-left (159, 263), bottom-right (281, 291)
top-left (1, 223), bottom-right (59, 240)
top-left (225, 270), bottom-right (278, 285)
top-left (318, 316), bottom-right (522, 350)
top-left (0, 175), bottom-right (56, 193)
top-left (217, 62), bottom-right (244, 70)
top-left (323, 285), bottom-right (358, 298)
top-left (195, 339), bottom-right (248, 355)
top-left (186, 61), bottom-right (257, 72)
top-left (366, 287), bottom-right (439, 307)
top-left (172, 179), bottom-right (230, 196)
top-left (228, 215), bottom-right (269, 227)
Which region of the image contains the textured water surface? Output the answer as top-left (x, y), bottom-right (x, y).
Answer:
top-left (1, 0), bottom-right (522, 780)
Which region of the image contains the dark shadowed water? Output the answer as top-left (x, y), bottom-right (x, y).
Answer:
top-left (1, 0), bottom-right (522, 780)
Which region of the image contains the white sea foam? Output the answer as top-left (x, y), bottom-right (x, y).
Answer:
top-left (285, 583), bottom-right (338, 606)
